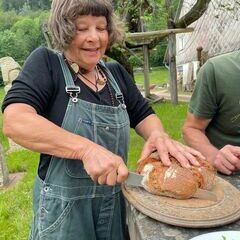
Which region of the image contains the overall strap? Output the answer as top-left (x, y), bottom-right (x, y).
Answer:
top-left (57, 53), bottom-right (80, 103)
top-left (98, 60), bottom-right (126, 109)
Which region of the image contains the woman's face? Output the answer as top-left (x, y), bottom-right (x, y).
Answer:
top-left (65, 15), bottom-right (109, 71)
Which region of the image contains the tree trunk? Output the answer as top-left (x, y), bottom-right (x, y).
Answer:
top-left (175, 0), bottom-right (211, 28)
top-left (165, 0), bottom-right (178, 104)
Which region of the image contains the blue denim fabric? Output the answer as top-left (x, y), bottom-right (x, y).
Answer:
top-left (29, 55), bottom-right (130, 240)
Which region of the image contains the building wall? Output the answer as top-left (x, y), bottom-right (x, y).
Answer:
top-left (176, 0), bottom-right (240, 65)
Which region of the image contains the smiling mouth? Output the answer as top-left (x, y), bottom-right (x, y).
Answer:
top-left (82, 48), bottom-right (99, 52)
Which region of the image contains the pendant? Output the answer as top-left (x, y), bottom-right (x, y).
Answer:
top-left (70, 63), bottom-right (80, 74)
top-left (97, 78), bottom-right (106, 85)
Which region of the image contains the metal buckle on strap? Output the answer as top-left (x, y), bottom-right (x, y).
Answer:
top-left (65, 86), bottom-right (80, 103)
top-left (115, 93), bottom-right (126, 109)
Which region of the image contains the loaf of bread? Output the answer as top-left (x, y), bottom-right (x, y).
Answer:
top-left (136, 152), bottom-right (216, 199)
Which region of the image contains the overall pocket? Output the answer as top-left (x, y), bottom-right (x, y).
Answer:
top-left (65, 117), bottom-right (94, 179)
top-left (39, 193), bottom-right (74, 238)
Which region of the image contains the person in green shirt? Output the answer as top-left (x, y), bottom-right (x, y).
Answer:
top-left (182, 51), bottom-right (240, 175)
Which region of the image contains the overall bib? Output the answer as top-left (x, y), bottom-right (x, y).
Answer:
top-left (29, 54), bottom-right (130, 240)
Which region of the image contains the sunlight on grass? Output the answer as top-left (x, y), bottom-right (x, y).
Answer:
top-left (134, 66), bottom-right (169, 86)
top-left (128, 101), bottom-right (188, 170)
top-left (0, 150), bottom-right (39, 240)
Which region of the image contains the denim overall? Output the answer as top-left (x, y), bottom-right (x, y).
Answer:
top-left (29, 54), bottom-right (130, 240)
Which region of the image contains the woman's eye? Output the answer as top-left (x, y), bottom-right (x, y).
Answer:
top-left (77, 28), bottom-right (87, 32)
top-left (97, 27), bottom-right (107, 32)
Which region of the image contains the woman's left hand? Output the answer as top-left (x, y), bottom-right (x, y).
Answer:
top-left (138, 131), bottom-right (204, 168)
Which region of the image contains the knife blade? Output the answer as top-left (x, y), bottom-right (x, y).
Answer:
top-left (125, 172), bottom-right (217, 202)
top-left (125, 171), bottom-right (144, 187)
top-left (193, 188), bottom-right (217, 202)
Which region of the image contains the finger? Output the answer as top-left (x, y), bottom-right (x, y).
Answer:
top-left (138, 145), bottom-right (156, 163)
top-left (217, 164), bottom-right (232, 175)
top-left (106, 170), bottom-right (118, 186)
top-left (157, 150), bottom-right (171, 166)
top-left (175, 144), bottom-right (200, 166)
top-left (222, 149), bottom-right (239, 167)
top-left (225, 145), bottom-right (240, 155)
top-left (116, 163), bottom-right (128, 183)
top-left (180, 150), bottom-right (200, 166)
top-left (158, 140), bottom-right (189, 168)
top-left (153, 137), bottom-right (171, 166)
top-left (183, 145), bottom-right (205, 160)
top-left (235, 158), bottom-right (240, 170)
top-left (98, 174), bottom-right (107, 185)
top-left (221, 158), bottom-right (235, 171)
top-left (85, 169), bottom-right (98, 182)
top-left (171, 152), bottom-right (191, 168)
top-left (214, 159), bottom-right (233, 175)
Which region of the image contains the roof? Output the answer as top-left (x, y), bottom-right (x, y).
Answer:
top-left (176, 0), bottom-right (240, 65)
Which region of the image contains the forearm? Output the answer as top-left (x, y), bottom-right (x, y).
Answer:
top-left (182, 126), bottom-right (218, 163)
top-left (135, 114), bottom-right (166, 140)
top-left (3, 104), bottom-right (92, 160)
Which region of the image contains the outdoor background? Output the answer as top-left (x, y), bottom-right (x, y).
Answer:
top-left (0, 0), bottom-right (188, 239)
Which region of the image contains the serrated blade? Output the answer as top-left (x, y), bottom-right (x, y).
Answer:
top-left (193, 188), bottom-right (218, 202)
top-left (125, 172), bottom-right (144, 187)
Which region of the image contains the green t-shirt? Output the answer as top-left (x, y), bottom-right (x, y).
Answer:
top-left (189, 51), bottom-right (240, 149)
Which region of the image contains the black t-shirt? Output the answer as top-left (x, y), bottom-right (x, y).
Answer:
top-left (2, 47), bottom-right (154, 179)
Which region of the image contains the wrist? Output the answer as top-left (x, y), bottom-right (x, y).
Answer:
top-left (70, 135), bottom-right (96, 160)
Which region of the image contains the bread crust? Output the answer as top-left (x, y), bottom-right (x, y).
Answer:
top-left (137, 153), bottom-right (216, 199)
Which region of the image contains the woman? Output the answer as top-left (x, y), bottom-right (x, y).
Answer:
top-left (2, 0), bottom-right (202, 239)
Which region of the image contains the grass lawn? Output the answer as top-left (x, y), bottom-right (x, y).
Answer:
top-left (0, 82), bottom-right (188, 239)
top-left (134, 66), bottom-right (169, 86)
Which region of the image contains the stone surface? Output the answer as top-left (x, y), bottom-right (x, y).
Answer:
top-left (0, 56), bottom-right (21, 86)
top-left (0, 56), bottom-right (24, 152)
top-left (0, 144), bottom-right (9, 187)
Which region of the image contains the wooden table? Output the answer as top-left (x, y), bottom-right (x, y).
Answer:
top-left (126, 172), bottom-right (240, 240)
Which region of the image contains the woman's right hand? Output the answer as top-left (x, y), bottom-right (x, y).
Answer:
top-left (81, 143), bottom-right (128, 186)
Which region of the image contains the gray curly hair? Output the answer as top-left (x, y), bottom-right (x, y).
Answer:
top-left (48, 0), bottom-right (124, 51)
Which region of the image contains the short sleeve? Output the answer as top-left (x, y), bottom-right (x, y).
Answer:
top-left (2, 47), bottom-right (56, 114)
top-left (188, 60), bottom-right (218, 119)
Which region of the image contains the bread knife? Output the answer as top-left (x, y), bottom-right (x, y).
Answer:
top-left (125, 172), bottom-right (217, 202)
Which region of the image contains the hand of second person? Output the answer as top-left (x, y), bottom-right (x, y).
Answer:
top-left (138, 131), bottom-right (204, 168)
top-left (81, 142), bottom-right (128, 185)
top-left (213, 145), bottom-right (240, 175)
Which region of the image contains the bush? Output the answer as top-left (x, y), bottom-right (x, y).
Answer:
top-left (149, 40), bottom-right (168, 67)
top-left (0, 10), bottom-right (21, 31)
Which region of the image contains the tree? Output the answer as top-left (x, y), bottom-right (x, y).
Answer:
top-left (0, 10), bottom-right (20, 31)
top-left (27, 0), bottom-right (51, 10)
top-left (0, 0), bottom-right (51, 11)
top-left (1, 0), bottom-right (25, 11)
top-left (0, 14), bottom-right (48, 64)
top-left (173, 0), bottom-right (212, 28)
top-left (164, 0), bottom-right (211, 104)
top-left (109, 0), bottom-right (212, 102)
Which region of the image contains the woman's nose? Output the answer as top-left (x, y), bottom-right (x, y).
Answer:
top-left (86, 28), bottom-right (99, 42)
